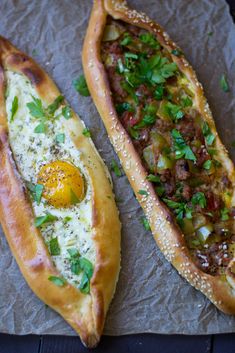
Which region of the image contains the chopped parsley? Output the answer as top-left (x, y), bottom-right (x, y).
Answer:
top-left (27, 96), bottom-right (45, 119)
top-left (154, 84), bottom-right (164, 100)
top-left (221, 207), bottom-right (230, 221)
top-left (141, 217), bottom-right (151, 231)
top-left (164, 102), bottom-right (184, 122)
top-left (55, 133), bottom-right (65, 143)
top-left (203, 159), bottom-right (212, 170)
top-left (27, 182), bottom-right (44, 205)
top-left (139, 32), bottom-right (160, 49)
top-left (48, 276), bottom-right (66, 287)
top-left (35, 212), bottom-right (58, 228)
top-left (163, 198), bottom-right (192, 221)
top-left (202, 122), bottom-right (215, 146)
top-left (138, 189), bottom-right (149, 196)
top-left (49, 237), bottom-right (60, 256)
top-left (10, 96), bottom-right (18, 122)
top-left (34, 122), bottom-right (46, 134)
top-left (73, 75), bottom-right (90, 96)
top-left (220, 74), bottom-right (229, 92)
top-left (62, 106), bottom-right (72, 119)
top-left (110, 159), bottom-right (122, 177)
top-left (191, 192), bottom-right (207, 208)
top-left (146, 174), bottom-right (161, 183)
top-left (67, 250), bottom-right (94, 294)
top-left (171, 129), bottom-right (196, 162)
top-left (181, 96), bottom-right (193, 108)
top-left (82, 128), bottom-right (91, 137)
top-left (116, 102), bottom-right (135, 114)
top-left (121, 33), bottom-right (132, 46)
top-left (47, 95), bottom-right (64, 115)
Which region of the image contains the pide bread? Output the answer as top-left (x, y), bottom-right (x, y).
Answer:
top-left (83, 0), bottom-right (235, 314)
top-left (0, 36), bottom-right (121, 348)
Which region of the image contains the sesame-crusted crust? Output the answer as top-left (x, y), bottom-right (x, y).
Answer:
top-left (82, 0), bottom-right (235, 314)
top-left (0, 35), bottom-right (121, 347)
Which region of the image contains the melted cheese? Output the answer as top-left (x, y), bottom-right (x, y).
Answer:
top-left (5, 71), bottom-right (95, 288)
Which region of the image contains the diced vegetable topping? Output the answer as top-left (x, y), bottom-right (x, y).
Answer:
top-left (101, 19), bottom-right (235, 276)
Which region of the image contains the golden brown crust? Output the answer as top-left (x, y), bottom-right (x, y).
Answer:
top-left (0, 35), bottom-right (121, 347)
top-left (82, 0), bottom-right (235, 314)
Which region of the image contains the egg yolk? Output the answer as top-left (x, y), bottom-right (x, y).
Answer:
top-left (37, 161), bottom-right (85, 208)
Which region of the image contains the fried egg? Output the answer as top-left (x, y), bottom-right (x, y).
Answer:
top-left (5, 70), bottom-right (95, 289)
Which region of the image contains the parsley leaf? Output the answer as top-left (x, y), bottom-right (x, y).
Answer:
top-left (62, 106), bottom-right (72, 119)
top-left (191, 192), bottom-right (207, 208)
top-left (35, 212), bottom-right (58, 228)
top-left (163, 198), bottom-right (192, 221)
top-left (202, 122), bottom-right (215, 146)
top-left (203, 159), bottom-right (212, 170)
top-left (49, 237), bottom-right (60, 256)
top-left (10, 96), bottom-right (18, 122)
top-left (141, 217), bottom-right (151, 231)
top-left (171, 129), bottom-right (196, 162)
top-left (110, 159), bottom-right (122, 177)
top-left (116, 102), bottom-right (134, 114)
top-left (220, 74), bottom-right (229, 92)
top-left (138, 189), bottom-right (149, 196)
top-left (181, 96), bottom-right (193, 108)
top-left (48, 276), bottom-right (66, 287)
top-left (164, 102), bottom-right (184, 122)
top-left (47, 95), bottom-right (64, 115)
top-left (55, 133), bottom-right (65, 143)
top-left (129, 127), bottom-right (139, 139)
top-left (27, 182), bottom-right (44, 205)
top-left (27, 96), bottom-right (45, 119)
top-left (82, 128), bottom-right (91, 137)
top-left (221, 207), bottom-right (229, 221)
top-left (73, 75), bottom-right (90, 96)
top-left (146, 174), bottom-right (161, 183)
top-left (34, 122), bottom-right (46, 134)
top-left (121, 33), bottom-right (132, 46)
top-left (139, 33), bottom-right (160, 49)
top-left (154, 85), bottom-right (164, 100)
top-left (70, 189), bottom-right (80, 204)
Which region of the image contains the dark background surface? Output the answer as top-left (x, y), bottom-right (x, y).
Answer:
top-left (1, 1), bottom-right (235, 352)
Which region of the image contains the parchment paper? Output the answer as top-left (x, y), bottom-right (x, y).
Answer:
top-left (0, 0), bottom-right (235, 336)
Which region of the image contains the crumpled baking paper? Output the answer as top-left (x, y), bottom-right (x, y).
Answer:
top-left (0, 0), bottom-right (235, 336)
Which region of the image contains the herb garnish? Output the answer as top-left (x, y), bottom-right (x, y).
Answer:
top-left (110, 159), bottom-right (122, 177)
top-left (220, 74), bottom-right (229, 92)
top-left (121, 32), bottom-right (132, 46)
top-left (56, 133), bottom-right (65, 143)
top-left (202, 122), bottom-right (215, 146)
top-left (221, 207), bottom-right (229, 221)
top-left (139, 33), bottom-right (160, 49)
top-left (82, 128), bottom-right (91, 137)
top-left (116, 102), bottom-right (135, 114)
top-left (164, 102), bottom-right (184, 122)
top-left (163, 198), bottom-right (192, 221)
top-left (203, 159), bottom-right (212, 170)
top-left (73, 75), bottom-right (90, 96)
top-left (48, 276), bottom-right (66, 287)
top-left (27, 182), bottom-right (44, 205)
top-left (171, 49), bottom-right (182, 56)
top-left (141, 217), bottom-right (151, 231)
top-left (10, 96), bottom-right (18, 122)
top-left (171, 129), bottom-right (196, 161)
top-left (191, 192), bottom-right (207, 208)
top-left (47, 95), bottom-right (64, 115)
top-left (138, 189), bottom-right (149, 196)
top-left (146, 174), bottom-right (161, 183)
top-left (62, 106), bottom-right (72, 119)
top-left (35, 212), bottom-right (58, 228)
top-left (67, 250), bottom-right (94, 294)
top-left (49, 237), bottom-right (61, 256)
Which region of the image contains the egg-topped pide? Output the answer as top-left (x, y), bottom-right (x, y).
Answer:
top-left (0, 36), bottom-right (120, 348)
top-left (6, 70), bottom-right (94, 292)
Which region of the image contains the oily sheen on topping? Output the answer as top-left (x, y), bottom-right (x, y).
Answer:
top-left (101, 18), bottom-right (235, 278)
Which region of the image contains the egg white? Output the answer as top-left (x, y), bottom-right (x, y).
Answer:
top-left (5, 70), bottom-right (95, 288)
